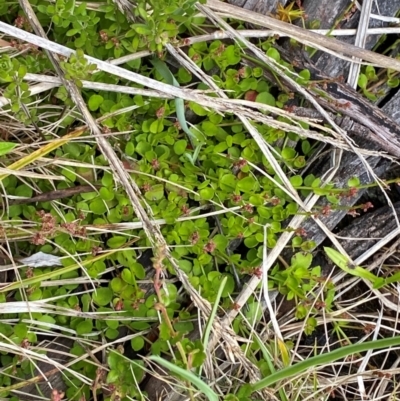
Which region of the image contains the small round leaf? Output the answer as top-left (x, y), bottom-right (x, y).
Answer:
top-left (92, 287), bottom-right (113, 306)
top-left (174, 139), bottom-right (187, 155)
top-left (88, 95), bottom-right (104, 111)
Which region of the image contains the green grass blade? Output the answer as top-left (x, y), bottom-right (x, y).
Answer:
top-left (324, 246), bottom-right (378, 283)
top-left (253, 334), bottom-right (288, 401)
top-left (251, 335), bottom-right (400, 391)
top-left (202, 275), bottom-right (227, 350)
top-left (0, 128), bottom-right (85, 182)
top-left (149, 356), bottom-right (219, 401)
top-left (150, 57), bottom-right (204, 147)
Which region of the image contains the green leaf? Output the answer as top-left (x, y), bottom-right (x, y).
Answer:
top-left (252, 336), bottom-right (400, 391)
top-left (174, 139), bottom-right (187, 155)
top-left (289, 175), bottom-right (302, 187)
top-left (362, 88), bottom-right (377, 101)
top-left (0, 142), bottom-right (17, 156)
top-left (219, 173), bottom-right (236, 190)
top-left (203, 57), bottom-right (214, 71)
top-left (0, 323), bottom-right (12, 336)
top-left (387, 77), bottom-right (400, 88)
top-left (61, 168), bottom-right (76, 182)
top-left (326, 195), bottom-right (339, 204)
top-left (125, 142), bottom-right (135, 156)
top-left (199, 187), bottom-right (214, 201)
top-left (15, 184), bottom-right (33, 198)
top-left (90, 199), bottom-right (107, 214)
top-left (178, 67), bottom-right (192, 83)
top-left (324, 247), bottom-right (378, 284)
top-left (150, 120), bottom-right (164, 134)
top-left (174, 320), bottom-right (194, 333)
top-left (88, 94), bottom-right (104, 111)
top-left (66, 28), bottom-right (80, 36)
top-left (311, 178), bottom-right (321, 188)
top-left (178, 260), bottom-right (192, 273)
top-left (14, 323), bottom-right (28, 338)
top-left (136, 141), bottom-right (151, 156)
top-left (101, 172), bottom-right (114, 188)
top-left (299, 69), bottom-right (310, 81)
top-left (76, 320), bottom-right (93, 335)
top-left (111, 277), bottom-right (124, 292)
top-left (365, 65), bottom-right (376, 79)
top-left (213, 142), bottom-right (228, 153)
top-left (99, 187), bottom-right (114, 201)
top-left (267, 47), bottom-right (280, 62)
top-left (131, 336), bottom-right (145, 351)
top-left (107, 236), bottom-right (127, 248)
top-left (38, 315), bottom-right (56, 325)
top-left (107, 369), bottom-right (119, 384)
top-left (92, 287), bottom-right (113, 306)
top-left (149, 356), bottom-right (219, 401)
top-left (358, 73), bottom-right (368, 89)
top-left (347, 177), bottom-right (360, 187)
top-left (133, 24), bottom-right (152, 35)
top-left (302, 140), bottom-right (311, 155)
top-left (144, 184), bottom-right (164, 201)
top-left (18, 64), bottom-right (27, 79)
top-left (212, 234), bottom-right (228, 251)
top-left (130, 262), bottom-right (146, 279)
top-left (190, 102), bottom-right (208, 116)
top-left (224, 45), bottom-right (241, 65)
top-left (244, 236), bottom-right (259, 248)
top-left (291, 252), bottom-right (312, 270)
top-left (121, 268), bottom-right (135, 285)
top-left (256, 92), bottom-right (276, 107)
top-left (245, 302), bottom-right (263, 322)
top-left (106, 328), bottom-right (120, 340)
top-left (294, 156), bottom-right (306, 168)
top-left (237, 176), bottom-right (257, 193)
top-left (281, 147), bottom-right (296, 160)
top-left (106, 319), bottom-right (119, 330)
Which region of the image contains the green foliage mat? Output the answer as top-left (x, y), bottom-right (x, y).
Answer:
top-left (0, 1), bottom-right (395, 400)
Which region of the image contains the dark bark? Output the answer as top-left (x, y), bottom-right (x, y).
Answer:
top-left (12, 338), bottom-right (74, 401)
top-left (228, 0), bottom-right (283, 14)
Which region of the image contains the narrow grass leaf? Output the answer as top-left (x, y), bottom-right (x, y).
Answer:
top-left (202, 276), bottom-right (227, 350)
top-left (324, 247), bottom-right (379, 284)
top-left (0, 127), bottom-right (85, 181)
top-left (251, 335), bottom-right (400, 391)
top-left (0, 142), bottom-right (17, 156)
top-left (149, 356), bottom-right (219, 401)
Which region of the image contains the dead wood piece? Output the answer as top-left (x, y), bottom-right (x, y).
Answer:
top-left (11, 337), bottom-right (74, 401)
top-left (302, 1), bottom-right (365, 77)
top-left (307, 79), bottom-right (400, 158)
top-left (228, 0), bottom-right (281, 15)
top-left (286, 84), bottom-right (400, 254)
top-left (284, 0), bottom-right (350, 80)
top-left (274, 202), bottom-right (400, 335)
top-left (335, 202), bottom-right (400, 260)
top-left (280, 153), bottom-right (389, 264)
top-left (207, 0), bottom-right (400, 71)
top-left (3, 185), bottom-right (101, 207)
top-left (303, 0), bottom-right (400, 78)
top-left (301, 0), bottom-right (350, 30)
top-left (273, 43), bottom-right (400, 158)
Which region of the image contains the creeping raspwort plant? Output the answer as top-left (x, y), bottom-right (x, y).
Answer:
top-left (1, 0), bottom-right (384, 399)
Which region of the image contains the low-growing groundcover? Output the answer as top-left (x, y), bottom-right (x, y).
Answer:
top-left (0, 0), bottom-right (399, 400)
